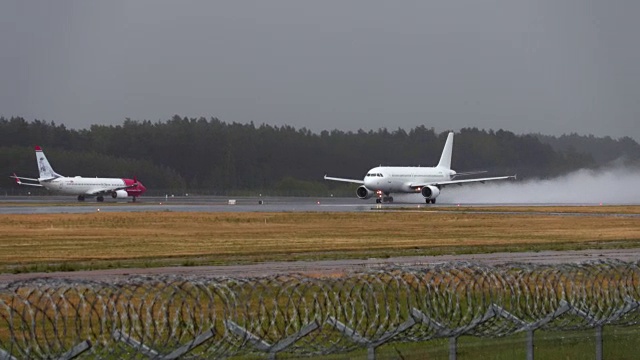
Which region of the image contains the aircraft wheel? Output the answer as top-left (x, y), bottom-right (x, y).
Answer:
top-left (388, 197), bottom-right (394, 203)
top-left (97, 196), bottom-right (104, 202)
top-left (77, 195), bottom-right (85, 202)
top-left (425, 199), bottom-right (430, 204)
top-left (376, 198), bottom-right (381, 204)
top-left (431, 199), bottom-right (436, 204)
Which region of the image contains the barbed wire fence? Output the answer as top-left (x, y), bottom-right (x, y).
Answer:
top-left (1, 259), bottom-right (640, 359)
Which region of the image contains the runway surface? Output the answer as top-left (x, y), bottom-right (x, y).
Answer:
top-left (1, 195), bottom-right (638, 215)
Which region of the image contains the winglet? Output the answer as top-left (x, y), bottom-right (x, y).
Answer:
top-left (35, 145), bottom-right (42, 151)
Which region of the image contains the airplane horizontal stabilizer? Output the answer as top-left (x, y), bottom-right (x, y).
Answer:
top-left (9, 174), bottom-right (44, 187)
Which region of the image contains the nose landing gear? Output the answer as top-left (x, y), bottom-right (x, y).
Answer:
top-left (375, 195), bottom-right (394, 204)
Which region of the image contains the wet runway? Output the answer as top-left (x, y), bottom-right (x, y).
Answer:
top-left (0, 195), bottom-right (638, 215)
top-left (0, 195), bottom-right (373, 214)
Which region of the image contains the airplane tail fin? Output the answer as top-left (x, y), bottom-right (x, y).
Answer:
top-left (35, 146), bottom-right (61, 180)
top-left (436, 132), bottom-right (454, 169)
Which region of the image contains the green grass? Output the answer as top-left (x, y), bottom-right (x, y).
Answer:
top-left (290, 326), bottom-right (640, 359)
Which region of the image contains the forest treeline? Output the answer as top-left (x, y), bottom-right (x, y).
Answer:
top-left (1, 116), bottom-right (639, 195)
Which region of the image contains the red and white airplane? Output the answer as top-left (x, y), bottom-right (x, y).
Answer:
top-left (10, 146), bottom-right (147, 202)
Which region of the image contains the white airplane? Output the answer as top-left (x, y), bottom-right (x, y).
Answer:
top-left (10, 146), bottom-right (147, 202)
top-left (324, 132), bottom-right (515, 204)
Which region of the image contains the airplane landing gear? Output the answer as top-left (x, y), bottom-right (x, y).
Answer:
top-left (97, 196), bottom-right (104, 202)
top-left (425, 198), bottom-right (436, 204)
top-left (77, 195), bottom-right (85, 202)
top-left (376, 196), bottom-right (394, 203)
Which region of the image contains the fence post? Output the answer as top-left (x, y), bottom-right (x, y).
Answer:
top-left (595, 325), bottom-right (603, 360)
top-left (226, 320), bottom-right (319, 359)
top-left (113, 328), bottom-right (215, 360)
top-left (0, 347), bottom-right (17, 360)
top-left (56, 340), bottom-right (91, 360)
top-left (449, 336), bottom-right (457, 360)
top-left (326, 316), bottom-right (416, 360)
top-left (526, 330), bottom-right (534, 360)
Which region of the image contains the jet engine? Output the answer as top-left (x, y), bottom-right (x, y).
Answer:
top-left (356, 186), bottom-right (375, 199)
top-left (421, 185), bottom-right (440, 199)
top-left (111, 190), bottom-right (129, 199)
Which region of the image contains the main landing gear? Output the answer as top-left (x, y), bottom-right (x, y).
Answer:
top-left (77, 195), bottom-right (105, 202)
top-left (425, 198), bottom-right (436, 204)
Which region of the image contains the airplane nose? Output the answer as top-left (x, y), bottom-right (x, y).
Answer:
top-left (364, 177), bottom-right (374, 188)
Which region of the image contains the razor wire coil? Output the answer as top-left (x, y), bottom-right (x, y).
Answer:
top-left (1, 259), bottom-right (640, 359)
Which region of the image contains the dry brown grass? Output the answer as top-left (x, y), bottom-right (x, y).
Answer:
top-left (1, 210), bottom-right (639, 272)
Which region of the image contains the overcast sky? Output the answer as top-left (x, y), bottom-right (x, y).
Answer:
top-left (1, 1), bottom-right (639, 140)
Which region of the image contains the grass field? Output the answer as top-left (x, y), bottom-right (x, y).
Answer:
top-left (1, 207), bottom-right (639, 359)
top-left (1, 206), bottom-right (639, 273)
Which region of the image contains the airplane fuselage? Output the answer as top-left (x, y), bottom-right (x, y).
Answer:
top-left (364, 166), bottom-right (453, 193)
top-left (40, 177), bottom-right (145, 197)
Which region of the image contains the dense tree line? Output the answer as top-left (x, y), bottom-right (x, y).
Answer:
top-left (1, 116), bottom-right (638, 195)
top-left (536, 133), bottom-right (640, 166)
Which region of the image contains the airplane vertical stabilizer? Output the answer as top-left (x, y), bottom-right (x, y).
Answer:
top-left (35, 146), bottom-right (61, 179)
top-left (436, 132), bottom-right (454, 169)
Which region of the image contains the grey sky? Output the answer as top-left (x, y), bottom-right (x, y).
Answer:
top-left (1, 0), bottom-right (639, 140)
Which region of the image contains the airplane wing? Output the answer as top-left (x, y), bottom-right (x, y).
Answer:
top-left (451, 170), bottom-right (487, 178)
top-left (324, 175), bottom-right (364, 185)
top-left (9, 174), bottom-right (44, 187)
top-left (411, 175), bottom-right (516, 189)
